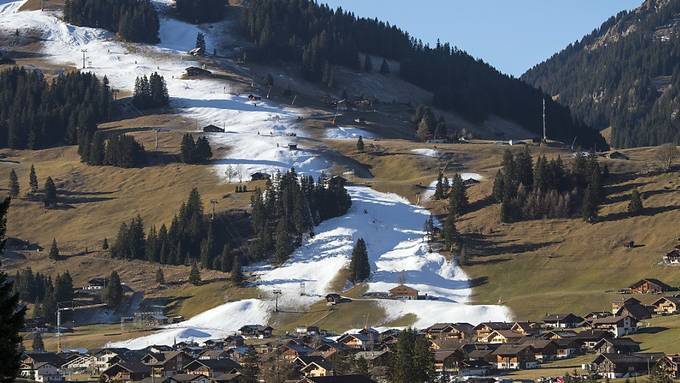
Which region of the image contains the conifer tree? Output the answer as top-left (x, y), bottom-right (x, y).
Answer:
top-left (8, 169), bottom-right (19, 197)
top-left (44, 176), bottom-right (57, 207)
top-left (155, 268), bottom-right (165, 284)
top-left (628, 189), bottom-right (643, 215)
top-left (195, 32), bottom-right (206, 52)
top-left (103, 271), bottom-right (123, 308)
top-left (102, 238), bottom-right (109, 250)
top-left (443, 213), bottom-right (458, 249)
top-left (434, 172), bottom-right (444, 200)
top-left (380, 58), bottom-right (390, 75)
top-left (356, 136), bottom-right (364, 152)
top-left (348, 238), bottom-right (370, 283)
top-left (274, 220), bottom-right (292, 264)
top-left (32, 331), bottom-right (45, 352)
top-left (239, 348), bottom-right (260, 383)
top-left (231, 254), bottom-right (243, 285)
top-left (48, 239), bottom-right (60, 260)
top-left (389, 328), bottom-right (434, 383)
top-left (189, 262), bottom-right (201, 285)
top-left (363, 55), bottom-right (373, 72)
top-left (581, 185), bottom-right (598, 222)
top-left (448, 173), bottom-right (468, 217)
top-left (0, 197), bottom-right (25, 380)
top-left (29, 165), bottom-right (38, 195)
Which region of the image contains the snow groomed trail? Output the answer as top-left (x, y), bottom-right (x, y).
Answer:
top-left (1, 0), bottom-right (510, 349)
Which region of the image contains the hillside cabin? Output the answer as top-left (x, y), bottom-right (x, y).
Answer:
top-left (664, 250), bottom-right (680, 264)
top-left (586, 315), bottom-right (638, 338)
top-left (492, 344), bottom-right (538, 370)
top-left (325, 293), bottom-right (342, 304)
top-left (483, 330), bottom-right (525, 344)
top-left (652, 296), bottom-right (680, 315)
top-left (250, 172), bottom-right (271, 181)
top-left (612, 297), bottom-right (641, 314)
top-left (183, 359), bottom-right (239, 377)
top-left (518, 339), bottom-right (558, 362)
top-left (593, 338), bottom-right (641, 355)
top-left (185, 67), bottom-right (211, 77)
top-left (388, 284), bottom-right (419, 300)
top-left (614, 300), bottom-right (652, 320)
top-left (247, 94), bottom-right (262, 102)
top-left (629, 279), bottom-right (676, 294)
top-left (591, 353), bottom-right (665, 379)
top-left (425, 322), bottom-right (473, 340)
top-left (238, 325), bottom-right (273, 339)
top-left (542, 313), bottom-right (584, 329)
top-left (511, 321), bottom-right (541, 335)
top-left (202, 124), bottom-right (224, 133)
top-left (288, 143), bottom-right (298, 151)
top-left (474, 322), bottom-right (513, 340)
top-left (85, 277), bottom-right (108, 291)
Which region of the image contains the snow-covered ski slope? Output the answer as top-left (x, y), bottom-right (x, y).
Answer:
top-left (1, 0), bottom-right (509, 348)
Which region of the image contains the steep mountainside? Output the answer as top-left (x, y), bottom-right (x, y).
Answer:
top-left (240, 0), bottom-right (606, 148)
top-left (522, 0), bottom-right (680, 148)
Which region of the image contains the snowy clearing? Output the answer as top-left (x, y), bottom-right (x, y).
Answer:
top-left (324, 126), bottom-right (376, 140)
top-left (411, 148), bottom-right (439, 158)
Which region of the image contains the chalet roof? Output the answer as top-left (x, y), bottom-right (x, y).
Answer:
top-left (488, 330), bottom-right (524, 339)
top-left (653, 296), bottom-right (680, 306)
top-left (473, 322), bottom-right (513, 331)
top-left (519, 339), bottom-right (556, 351)
top-left (629, 278), bottom-right (676, 291)
top-left (388, 284), bottom-right (418, 294)
top-left (593, 352), bottom-right (665, 366)
top-left (23, 352), bottom-right (65, 367)
top-left (589, 315), bottom-right (635, 326)
top-left (169, 374), bottom-right (207, 383)
top-left (354, 350), bottom-right (389, 361)
top-left (543, 313), bottom-right (584, 323)
top-left (572, 329), bottom-right (613, 341)
top-left (434, 350), bottom-right (463, 362)
top-left (429, 338), bottom-right (466, 351)
top-left (304, 375), bottom-right (376, 383)
top-left (492, 344), bottom-right (533, 356)
top-left (113, 359), bottom-right (151, 374)
top-left (185, 358), bottom-right (240, 373)
top-left (615, 302), bottom-right (652, 320)
top-left (594, 337), bottom-right (640, 348)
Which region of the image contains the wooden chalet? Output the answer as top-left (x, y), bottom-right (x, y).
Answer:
top-left (101, 359), bottom-right (150, 383)
top-left (473, 322), bottom-right (513, 340)
top-left (492, 344), bottom-right (538, 370)
top-left (585, 315), bottom-right (638, 338)
top-left (518, 339), bottom-right (558, 362)
top-left (591, 353), bottom-right (665, 379)
top-left (542, 313), bottom-right (584, 328)
top-left (238, 325), bottom-right (273, 339)
top-left (185, 67), bottom-right (212, 77)
top-left (297, 375), bottom-right (377, 383)
top-left (652, 296), bottom-right (680, 315)
top-left (433, 349), bottom-right (466, 374)
top-left (424, 322), bottom-right (474, 340)
top-left (388, 284), bottom-right (419, 300)
top-left (510, 321), bottom-right (540, 335)
top-left (593, 338), bottom-right (641, 355)
top-left (663, 249), bottom-right (680, 264)
top-left (482, 330), bottom-right (525, 344)
top-left (629, 279), bottom-right (676, 294)
top-left (202, 124), bottom-right (224, 133)
top-left (183, 359), bottom-right (239, 377)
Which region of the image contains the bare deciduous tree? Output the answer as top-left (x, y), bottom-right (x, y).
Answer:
top-left (656, 143), bottom-right (679, 172)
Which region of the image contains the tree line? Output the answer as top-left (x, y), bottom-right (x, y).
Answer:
top-left (11, 268), bottom-right (73, 325)
top-left (492, 148), bottom-right (605, 223)
top-left (0, 67), bottom-right (112, 150)
top-left (522, 0), bottom-right (680, 148)
top-left (7, 165), bottom-right (63, 208)
top-left (132, 73), bottom-right (169, 110)
top-left (249, 169), bottom-right (352, 264)
top-left (240, 0), bottom-right (606, 148)
top-left (64, 0), bottom-right (159, 44)
top-left (110, 188), bottom-right (249, 273)
top-left (180, 134), bottom-right (212, 164)
top-left (80, 132), bottom-right (147, 168)
top-left (176, 0), bottom-right (226, 23)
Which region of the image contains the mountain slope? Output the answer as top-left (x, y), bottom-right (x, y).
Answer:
top-left (522, 0), bottom-right (680, 148)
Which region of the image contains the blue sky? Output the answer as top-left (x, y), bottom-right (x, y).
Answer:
top-left (320, 0), bottom-right (642, 77)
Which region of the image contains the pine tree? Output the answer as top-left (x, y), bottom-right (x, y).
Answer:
top-left (380, 58), bottom-right (390, 75)
top-left (0, 197), bottom-right (25, 379)
top-left (434, 172), bottom-right (444, 200)
top-left (416, 118), bottom-right (431, 142)
top-left (8, 169), bottom-right (19, 197)
top-left (274, 219), bottom-right (292, 264)
top-left (44, 176), bottom-right (57, 207)
top-left (102, 238), bottom-right (109, 250)
top-left (29, 165), bottom-right (38, 195)
top-left (239, 348), bottom-right (260, 383)
top-left (443, 213), bottom-right (458, 249)
top-left (628, 189), bottom-right (643, 215)
top-left (356, 136), bottom-right (364, 152)
top-left (103, 271), bottom-right (123, 308)
top-left (448, 173), bottom-right (468, 217)
top-left (231, 255), bottom-right (243, 285)
top-left (581, 185), bottom-right (598, 222)
top-left (195, 32), bottom-right (206, 52)
top-left (189, 262), bottom-right (201, 285)
top-left (348, 238), bottom-right (370, 283)
top-left (48, 239), bottom-right (60, 260)
top-left (155, 268), bottom-right (165, 284)
top-left (32, 331), bottom-right (45, 352)
top-left (389, 329), bottom-right (435, 383)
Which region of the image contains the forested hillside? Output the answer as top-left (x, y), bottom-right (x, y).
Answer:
top-left (64, 0), bottom-right (159, 43)
top-left (522, 0), bottom-right (680, 148)
top-left (241, 0), bottom-right (606, 148)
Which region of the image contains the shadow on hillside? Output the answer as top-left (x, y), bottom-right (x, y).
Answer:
top-left (604, 188), bottom-right (677, 205)
top-left (468, 196), bottom-right (495, 214)
top-left (605, 181), bottom-right (652, 196)
top-left (599, 205), bottom-right (680, 222)
top-left (468, 276), bottom-right (488, 287)
top-left (466, 233), bottom-right (561, 257)
top-left (636, 326), bottom-right (667, 335)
